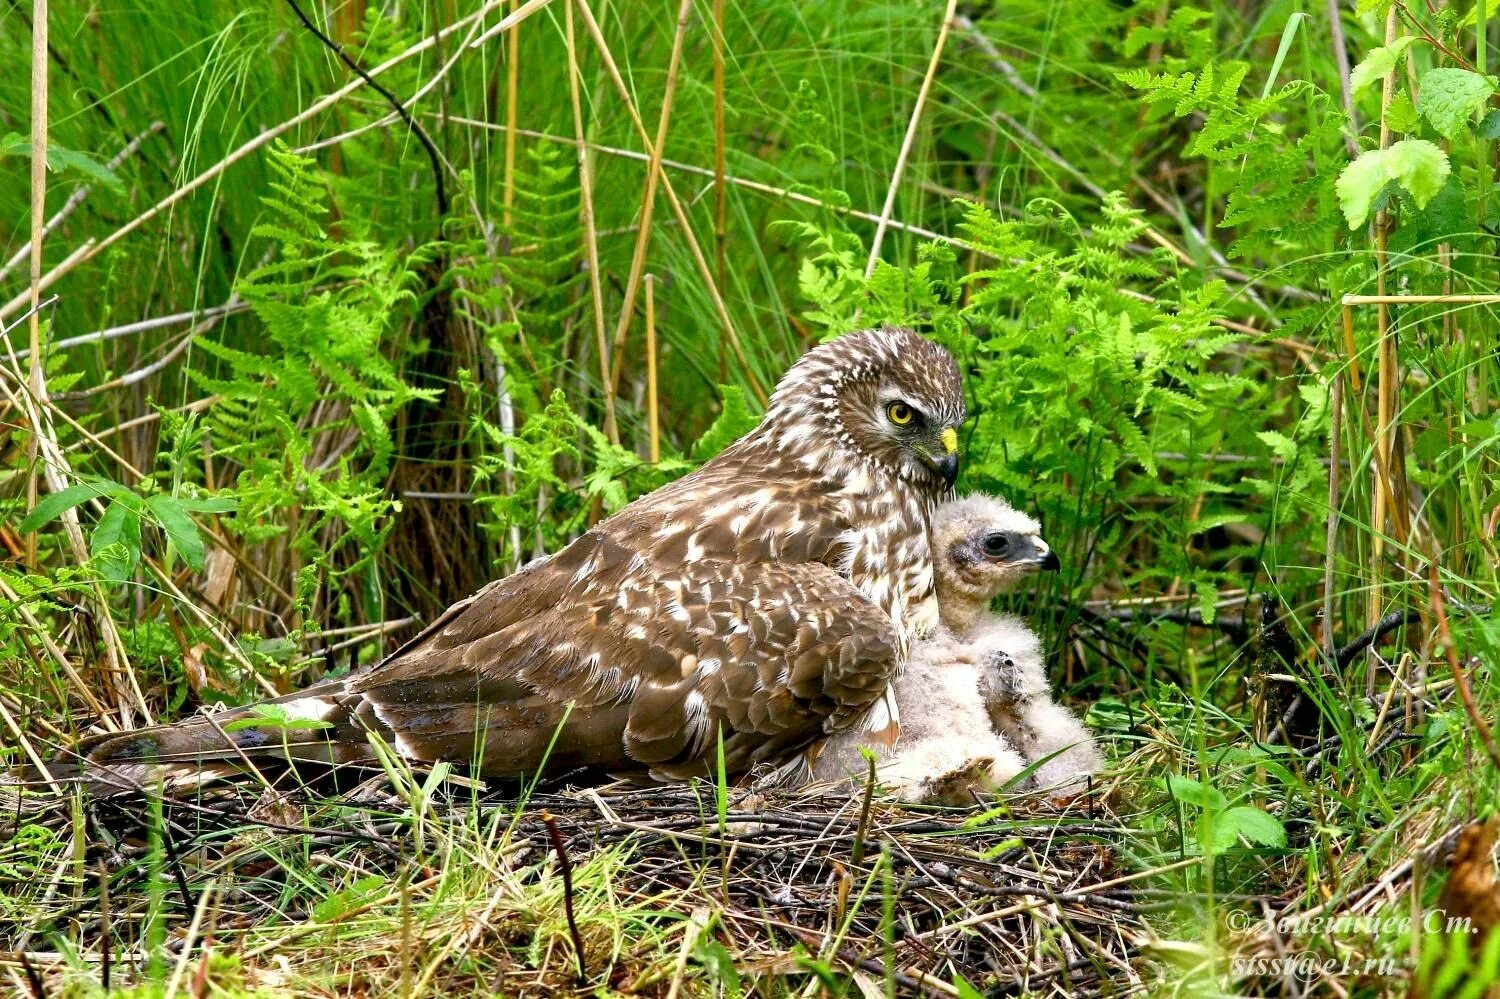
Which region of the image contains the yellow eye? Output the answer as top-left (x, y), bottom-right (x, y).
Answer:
top-left (886, 401), bottom-right (915, 426)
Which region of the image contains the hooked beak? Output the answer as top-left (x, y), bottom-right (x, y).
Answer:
top-left (1029, 538), bottom-right (1060, 571)
top-left (933, 452), bottom-right (959, 488)
top-left (930, 426), bottom-right (960, 487)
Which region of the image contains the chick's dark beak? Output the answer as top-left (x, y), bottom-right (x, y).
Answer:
top-left (1040, 549), bottom-right (1061, 571)
top-left (934, 451), bottom-right (959, 488)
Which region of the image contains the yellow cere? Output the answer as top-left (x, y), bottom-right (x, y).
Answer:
top-left (940, 427), bottom-right (958, 454)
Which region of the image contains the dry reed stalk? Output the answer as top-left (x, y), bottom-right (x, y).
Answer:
top-left (645, 274), bottom-right (660, 463)
top-left (864, 0), bottom-right (958, 279)
top-left (571, 0), bottom-right (767, 405)
top-left (563, 0), bottom-right (618, 447)
top-left (712, 0), bottom-right (728, 380)
top-left (1370, 5), bottom-right (1398, 584)
top-left (503, 0), bottom-right (521, 231)
top-left (607, 0), bottom-right (694, 400)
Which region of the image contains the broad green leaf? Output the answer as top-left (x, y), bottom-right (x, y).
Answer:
top-left (1223, 806), bottom-right (1288, 848)
top-left (952, 975), bottom-right (986, 999)
top-left (692, 933), bottom-right (742, 997)
top-left (19, 482), bottom-right (108, 532)
top-left (1164, 774), bottom-right (1227, 810)
top-left (0, 132), bottom-right (124, 191)
top-left (1385, 139), bottom-right (1451, 208)
top-left (1202, 813), bottom-right (1241, 855)
top-left (1337, 141), bottom-right (1451, 228)
top-left (1336, 148), bottom-right (1391, 229)
top-left (1479, 109), bottom-right (1500, 139)
top-left (1417, 68), bottom-right (1497, 139)
top-left (1350, 36), bottom-right (1416, 95)
top-left (145, 494), bottom-right (206, 570)
top-left (90, 500), bottom-right (143, 583)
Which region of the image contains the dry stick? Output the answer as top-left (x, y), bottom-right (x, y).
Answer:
top-left (502, 0), bottom-right (521, 231)
top-left (3, 302), bottom-right (251, 363)
top-left (645, 274), bottom-right (660, 463)
top-left (0, 122), bottom-right (165, 285)
top-left (865, 0), bottom-right (957, 280)
top-left (0, 0), bottom-right (524, 326)
top-left (1426, 561), bottom-right (1500, 772)
top-left (563, 0), bottom-right (618, 447)
top-left (541, 811), bottom-right (589, 984)
top-left (1323, 371), bottom-right (1344, 656)
top-left (606, 0), bottom-right (693, 401)
top-left (281, 0), bottom-right (447, 217)
top-left (26, 0), bottom-right (47, 571)
top-left (1371, 5), bottom-right (1400, 577)
top-left (20, 9), bottom-right (133, 719)
top-left (571, 0), bottom-right (766, 405)
top-left (711, 0), bottom-right (728, 380)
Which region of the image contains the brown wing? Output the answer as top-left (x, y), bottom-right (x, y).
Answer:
top-left (346, 527), bottom-right (899, 778)
top-left (80, 531), bottom-right (898, 785)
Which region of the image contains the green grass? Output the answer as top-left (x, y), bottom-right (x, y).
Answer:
top-left (3, 0), bottom-right (1499, 994)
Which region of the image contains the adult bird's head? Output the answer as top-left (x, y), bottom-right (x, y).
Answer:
top-left (762, 327), bottom-right (966, 492)
top-left (932, 493), bottom-right (1059, 615)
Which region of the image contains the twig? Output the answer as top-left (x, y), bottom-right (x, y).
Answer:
top-left (571, 0), bottom-right (767, 405)
top-left (1332, 609), bottom-right (1420, 670)
top-left (606, 0), bottom-right (693, 401)
top-left (281, 0), bottom-right (447, 217)
top-left (645, 274), bottom-right (660, 462)
top-left (541, 811), bottom-right (588, 984)
top-left (563, 0), bottom-right (617, 447)
top-left (865, 0), bottom-right (957, 279)
top-left (2, 302), bottom-right (250, 363)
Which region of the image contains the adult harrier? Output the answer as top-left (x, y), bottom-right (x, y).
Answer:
top-left (79, 327), bottom-right (966, 787)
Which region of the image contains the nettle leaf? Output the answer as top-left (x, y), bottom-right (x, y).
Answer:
top-left (1164, 774), bottom-right (1228, 810)
top-left (1350, 36), bottom-right (1417, 95)
top-left (1418, 68), bottom-right (1497, 139)
top-left (1386, 89), bottom-right (1420, 133)
top-left (1336, 149), bottom-right (1393, 229)
top-left (1479, 109), bottom-right (1500, 139)
top-left (1337, 140), bottom-right (1451, 228)
top-left (1385, 139), bottom-right (1451, 206)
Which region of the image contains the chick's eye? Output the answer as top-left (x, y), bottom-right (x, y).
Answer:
top-left (981, 533), bottom-right (1010, 558)
top-left (886, 401), bottom-right (915, 426)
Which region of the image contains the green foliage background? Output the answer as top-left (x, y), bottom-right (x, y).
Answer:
top-left (1, 0), bottom-right (1498, 992)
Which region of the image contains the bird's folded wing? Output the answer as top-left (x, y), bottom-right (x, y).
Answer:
top-left (78, 531), bottom-right (901, 785)
top-left (348, 529), bottom-right (902, 777)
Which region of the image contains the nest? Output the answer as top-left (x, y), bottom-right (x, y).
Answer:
top-left (1, 773), bottom-right (1155, 996)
